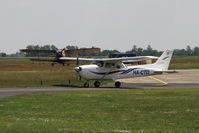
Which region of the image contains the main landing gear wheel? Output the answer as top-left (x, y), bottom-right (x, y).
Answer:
top-left (115, 81), bottom-right (121, 88)
top-left (94, 81), bottom-right (101, 88)
top-left (83, 82), bottom-right (89, 88)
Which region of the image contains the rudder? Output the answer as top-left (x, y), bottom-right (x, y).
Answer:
top-left (154, 50), bottom-right (173, 71)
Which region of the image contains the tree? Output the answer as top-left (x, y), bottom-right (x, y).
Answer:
top-left (143, 45), bottom-right (153, 55)
top-left (186, 45), bottom-right (193, 56)
top-left (131, 45), bottom-right (137, 54)
top-left (51, 45), bottom-right (58, 50)
top-left (126, 45), bottom-right (159, 56)
top-left (66, 45), bottom-right (78, 50)
top-left (0, 52), bottom-right (6, 57)
top-left (193, 47), bottom-right (199, 56)
top-left (100, 50), bottom-right (120, 56)
top-left (126, 45), bottom-right (139, 55)
top-left (137, 48), bottom-right (143, 56)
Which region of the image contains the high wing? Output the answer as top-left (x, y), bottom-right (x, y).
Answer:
top-left (59, 56), bottom-right (158, 63)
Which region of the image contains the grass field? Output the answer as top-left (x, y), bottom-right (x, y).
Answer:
top-left (0, 88), bottom-right (199, 133)
top-left (170, 56), bottom-right (199, 69)
top-left (0, 58), bottom-right (92, 88)
top-left (0, 56), bottom-right (199, 88)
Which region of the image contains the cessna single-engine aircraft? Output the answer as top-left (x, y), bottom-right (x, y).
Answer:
top-left (59, 50), bottom-right (175, 88)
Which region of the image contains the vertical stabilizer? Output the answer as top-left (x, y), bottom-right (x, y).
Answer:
top-left (153, 50), bottom-right (173, 71)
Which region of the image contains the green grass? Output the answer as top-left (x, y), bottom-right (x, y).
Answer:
top-left (0, 88), bottom-right (199, 133)
top-left (0, 70), bottom-right (111, 88)
top-left (0, 58), bottom-right (89, 88)
top-left (0, 71), bottom-right (75, 88)
top-left (170, 56), bottom-right (199, 69)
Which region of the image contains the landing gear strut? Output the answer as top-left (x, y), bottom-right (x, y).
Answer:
top-left (83, 82), bottom-right (89, 88)
top-left (115, 81), bottom-right (121, 88)
top-left (94, 81), bottom-right (101, 88)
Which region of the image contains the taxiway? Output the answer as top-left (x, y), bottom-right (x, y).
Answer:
top-left (0, 70), bottom-right (198, 98)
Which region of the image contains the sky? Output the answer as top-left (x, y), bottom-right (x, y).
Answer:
top-left (0, 0), bottom-right (199, 54)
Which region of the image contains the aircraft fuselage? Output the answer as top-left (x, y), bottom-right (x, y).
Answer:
top-left (76, 64), bottom-right (156, 80)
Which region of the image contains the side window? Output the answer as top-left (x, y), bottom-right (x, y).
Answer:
top-left (96, 61), bottom-right (104, 67)
top-left (105, 63), bottom-right (115, 68)
top-left (116, 64), bottom-right (121, 69)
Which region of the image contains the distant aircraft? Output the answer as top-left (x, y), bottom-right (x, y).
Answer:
top-left (59, 50), bottom-right (176, 88)
top-left (20, 47), bottom-right (100, 66)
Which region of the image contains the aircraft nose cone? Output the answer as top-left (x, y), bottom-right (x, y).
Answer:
top-left (74, 67), bottom-right (82, 72)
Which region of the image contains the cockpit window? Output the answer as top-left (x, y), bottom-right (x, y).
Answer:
top-left (116, 64), bottom-right (126, 69)
top-left (92, 61), bottom-right (125, 69)
top-left (93, 61), bottom-right (104, 67)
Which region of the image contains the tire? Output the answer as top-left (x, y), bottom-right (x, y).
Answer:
top-left (115, 81), bottom-right (121, 88)
top-left (83, 82), bottom-right (89, 88)
top-left (94, 81), bottom-right (100, 88)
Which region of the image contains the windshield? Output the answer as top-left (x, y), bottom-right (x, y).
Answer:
top-left (92, 61), bottom-right (104, 67)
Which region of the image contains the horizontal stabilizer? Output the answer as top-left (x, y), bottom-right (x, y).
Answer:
top-left (154, 70), bottom-right (178, 74)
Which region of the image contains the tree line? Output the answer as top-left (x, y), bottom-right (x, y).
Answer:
top-left (1, 44), bottom-right (199, 57)
top-left (126, 45), bottom-right (199, 56)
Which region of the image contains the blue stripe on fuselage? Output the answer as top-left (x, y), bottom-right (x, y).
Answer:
top-left (120, 68), bottom-right (140, 74)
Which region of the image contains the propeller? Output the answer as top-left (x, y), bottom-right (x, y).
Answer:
top-left (74, 57), bottom-right (82, 80)
top-left (60, 48), bottom-right (66, 57)
top-left (76, 57), bottom-right (79, 67)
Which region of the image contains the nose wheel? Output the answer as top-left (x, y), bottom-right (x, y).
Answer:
top-left (94, 81), bottom-right (101, 88)
top-left (83, 82), bottom-right (89, 88)
top-left (115, 81), bottom-right (121, 88)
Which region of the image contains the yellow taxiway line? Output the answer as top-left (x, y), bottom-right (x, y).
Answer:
top-left (148, 76), bottom-right (168, 85)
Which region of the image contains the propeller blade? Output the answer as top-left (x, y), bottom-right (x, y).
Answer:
top-left (75, 57), bottom-right (81, 80)
top-left (60, 48), bottom-right (66, 57)
top-left (76, 57), bottom-right (79, 67)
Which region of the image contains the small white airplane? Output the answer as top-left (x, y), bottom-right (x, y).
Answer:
top-left (59, 50), bottom-right (175, 88)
